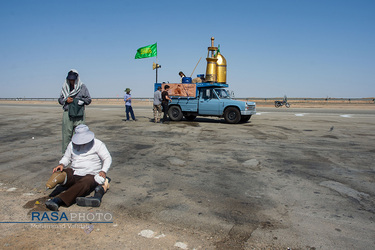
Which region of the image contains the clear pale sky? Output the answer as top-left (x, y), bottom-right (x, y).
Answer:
top-left (0, 0), bottom-right (374, 98)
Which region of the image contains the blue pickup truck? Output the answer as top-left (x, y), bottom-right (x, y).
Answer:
top-left (155, 82), bottom-right (256, 124)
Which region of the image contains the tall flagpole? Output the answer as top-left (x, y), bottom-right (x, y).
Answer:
top-left (156, 56), bottom-right (158, 83)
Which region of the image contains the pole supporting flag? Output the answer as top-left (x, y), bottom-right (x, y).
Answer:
top-left (135, 43), bottom-right (157, 59)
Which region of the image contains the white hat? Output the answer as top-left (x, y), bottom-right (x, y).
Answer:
top-left (72, 124), bottom-right (94, 145)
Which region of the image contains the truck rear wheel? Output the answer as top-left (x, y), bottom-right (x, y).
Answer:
top-left (184, 114), bottom-right (196, 121)
top-left (224, 107), bottom-right (241, 124)
top-left (168, 106), bottom-right (183, 121)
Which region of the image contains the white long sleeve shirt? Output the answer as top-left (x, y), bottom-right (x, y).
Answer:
top-left (59, 139), bottom-right (112, 176)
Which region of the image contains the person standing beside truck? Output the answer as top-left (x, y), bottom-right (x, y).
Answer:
top-left (162, 85), bottom-right (172, 123)
top-left (153, 86), bottom-right (162, 123)
top-left (58, 69), bottom-right (91, 153)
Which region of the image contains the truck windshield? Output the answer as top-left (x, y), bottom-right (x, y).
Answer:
top-left (214, 89), bottom-right (230, 99)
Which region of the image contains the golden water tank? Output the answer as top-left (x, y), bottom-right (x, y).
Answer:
top-left (216, 52), bottom-right (227, 83)
top-left (206, 57), bottom-right (218, 82)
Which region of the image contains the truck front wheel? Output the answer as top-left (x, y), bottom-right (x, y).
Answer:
top-left (224, 107), bottom-right (241, 124)
top-left (240, 115), bottom-right (251, 123)
top-left (168, 106), bottom-right (183, 121)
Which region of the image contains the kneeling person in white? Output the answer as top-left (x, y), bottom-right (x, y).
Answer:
top-left (45, 124), bottom-right (112, 211)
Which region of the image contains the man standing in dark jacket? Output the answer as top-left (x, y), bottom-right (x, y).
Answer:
top-left (161, 85), bottom-right (172, 123)
top-left (58, 69), bottom-right (91, 153)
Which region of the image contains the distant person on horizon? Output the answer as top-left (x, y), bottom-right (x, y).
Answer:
top-left (124, 88), bottom-right (137, 121)
top-left (58, 69), bottom-right (91, 153)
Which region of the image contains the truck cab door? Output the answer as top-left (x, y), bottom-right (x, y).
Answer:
top-left (198, 88), bottom-right (221, 115)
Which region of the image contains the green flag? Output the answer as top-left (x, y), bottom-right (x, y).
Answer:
top-left (135, 43), bottom-right (157, 59)
top-left (214, 44), bottom-right (220, 57)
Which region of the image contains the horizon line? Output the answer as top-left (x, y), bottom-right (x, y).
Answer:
top-left (1, 97), bottom-right (374, 100)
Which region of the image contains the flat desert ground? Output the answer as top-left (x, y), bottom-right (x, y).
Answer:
top-left (0, 100), bottom-right (374, 249)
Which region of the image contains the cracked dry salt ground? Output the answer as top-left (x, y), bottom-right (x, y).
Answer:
top-left (320, 181), bottom-right (375, 213)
